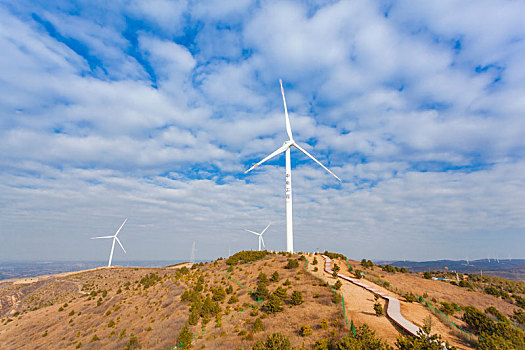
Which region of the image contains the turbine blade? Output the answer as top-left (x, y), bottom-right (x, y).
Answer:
top-left (245, 229), bottom-right (260, 236)
top-left (260, 223), bottom-right (271, 235)
top-left (90, 236), bottom-right (114, 239)
top-left (280, 79), bottom-right (293, 141)
top-left (244, 143), bottom-right (289, 174)
top-left (114, 218), bottom-right (128, 237)
top-left (261, 236), bottom-right (266, 249)
top-left (293, 143), bottom-right (341, 182)
top-left (115, 237), bottom-right (126, 254)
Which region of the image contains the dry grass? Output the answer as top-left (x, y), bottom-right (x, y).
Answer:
top-left (0, 254), bottom-right (344, 349)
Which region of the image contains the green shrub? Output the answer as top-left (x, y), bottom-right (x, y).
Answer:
top-left (395, 327), bottom-right (454, 350)
top-left (226, 251), bottom-right (267, 265)
top-left (253, 317), bottom-right (264, 332)
top-left (270, 271), bottom-right (280, 282)
top-left (264, 294), bottom-right (283, 314)
top-left (361, 259), bottom-right (374, 269)
top-left (485, 306), bottom-right (509, 323)
top-left (382, 264), bottom-right (396, 273)
top-left (90, 334), bottom-right (99, 342)
top-left (374, 303), bottom-right (383, 316)
top-left (332, 293), bottom-right (341, 304)
top-left (254, 283), bottom-right (270, 301)
top-left (323, 251), bottom-right (347, 260)
top-left (285, 259), bottom-right (299, 269)
top-left (273, 286), bottom-right (287, 300)
top-left (512, 309), bottom-right (525, 326)
top-left (211, 286), bottom-right (226, 301)
top-left (300, 324), bottom-right (312, 336)
top-left (253, 332), bottom-right (291, 350)
top-left (334, 280), bottom-right (342, 290)
top-left (332, 264), bottom-right (340, 278)
top-left (440, 302), bottom-right (456, 316)
top-left (225, 284), bottom-right (233, 294)
top-left (228, 294), bottom-right (239, 304)
top-left (312, 257), bottom-right (318, 265)
top-left (463, 305), bottom-right (525, 349)
top-left (108, 320), bottom-right (115, 328)
top-left (176, 324), bottom-right (192, 350)
top-left (423, 271), bottom-right (432, 279)
top-left (320, 319), bottom-right (329, 329)
top-left (124, 334), bottom-right (140, 350)
top-left (404, 293), bottom-right (416, 303)
top-left (139, 273), bottom-right (161, 289)
top-left (336, 324), bottom-right (389, 349)
top-left (290, 290), bottom-right (304, 305)
top-left (459, 280), bottom-right (473, 289)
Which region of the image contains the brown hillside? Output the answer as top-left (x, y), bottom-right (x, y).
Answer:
top-left (0, 253), bottom-right (345, 349)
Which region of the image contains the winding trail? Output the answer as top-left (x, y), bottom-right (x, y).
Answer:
top-left (322, 255), bottom-right (420, 337)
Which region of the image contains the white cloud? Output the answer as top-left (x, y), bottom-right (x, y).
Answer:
top-left (1, 0), bottom-right (525, 262)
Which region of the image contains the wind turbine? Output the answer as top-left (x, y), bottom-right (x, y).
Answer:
top-left (245, 80), bottom-right (341, 253)
top-left (90, 218), bottom-right (127, 267)
top-left (245, 223), bottom-right (271, 251)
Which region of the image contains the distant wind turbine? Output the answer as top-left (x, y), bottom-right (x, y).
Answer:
top-left (90, 218), bottom-right (127, 267)
top-left (245, 223), bottom-right (271, 251)
top-left (244, 80), bottom-right (341, 253)
top-left (190, 241), bottom-right (196, 265)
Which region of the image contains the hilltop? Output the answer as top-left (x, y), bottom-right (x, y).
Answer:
top-left (0, 252), bottom-right (524, 349)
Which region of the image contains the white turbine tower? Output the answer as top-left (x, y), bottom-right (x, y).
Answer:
top-left (90, 218), bottom-right (127, 267)
top-left (245, 80), bottom-right (341, 253)
top-left (245, 223), bottom-right (271, 251)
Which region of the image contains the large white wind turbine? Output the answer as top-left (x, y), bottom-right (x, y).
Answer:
top-left (245, 80), bottom-right (341, 253)
top-left (245, 223), bottom-right (271, 251)
top-left (90, 218), bottom-right (127, 267)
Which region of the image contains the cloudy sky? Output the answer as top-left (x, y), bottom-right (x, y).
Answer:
top-left (1, 0), bottom-right (524, 263)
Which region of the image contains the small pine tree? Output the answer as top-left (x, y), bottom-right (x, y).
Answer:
top-left (300, 324), bottom-right (312, 337)
top-left (374, 302), bottom-right (384, 316)
top-left (290, 290), bottom-right (304, 305)
top-left (188, 307), bottom-right (199, 325)
top-left (264, 294), bottom-right (283, 314)
top-left (253, 317), bottom-right (264, 333)
top-left (286, 259), bottom-right (299, 269)
top-left (312, 257), bottom-right (318, 265)
top-left (334, 280), bottom-right (342, 290)
top-left (176, 324), bottom-right (193, 350)
top-left (273, 286), bottom-right (287, 300)
top-left (332, 264), bottom-right (340, 278)
top-left (320, 319), bottom-right (329, 329)
top-left (270, 271), bottom-right (280, 282)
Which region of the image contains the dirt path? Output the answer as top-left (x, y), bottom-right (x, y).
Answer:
top-left (305, 254), bottom-right (474, 349)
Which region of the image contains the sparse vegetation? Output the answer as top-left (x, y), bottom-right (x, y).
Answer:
top-left (226, 250), bottom-right (267, 265)
top-left (270, 271), bottom-right (280, 282)
top-left (285, 259), bottom-right (299, 269)
top-left (290, 290), bottom-right (304, 305)
top-left (299, 324), bottom-right (312, 336)
top-left (334, 280), bottom-right (342, 290)
top-left (253, 332), bottom-right (291, 350)
top-left (374, 302), bottom-right (384, 316)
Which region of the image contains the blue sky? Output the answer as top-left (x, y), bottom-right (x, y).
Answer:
top-left (1, 0), bottom-right (524, 262)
